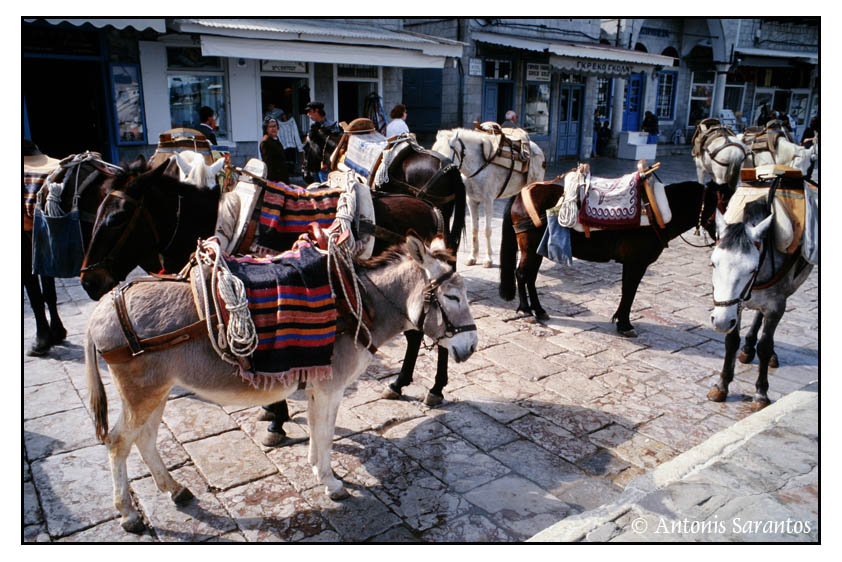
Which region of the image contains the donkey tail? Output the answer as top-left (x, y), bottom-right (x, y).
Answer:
top-left (499, 196), bottom-right (518, 301)
top-left (85, 328), bottom-right (109, 442)
top-left (448, 169), bottom-right (467, 252)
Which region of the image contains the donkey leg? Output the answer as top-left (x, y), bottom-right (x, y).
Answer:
top-left (424, 346), bottom-right (450, 406)
top-left (739, 311), bottom-right (763, 364)
top-left (482, 199), bottom-right (494, 268)
top-left (24, 273), bottom-right (52, 356)
top-left (753, 307), bottom-right (784, 409)
top-left (525, 254), bottom-right (548, 321)
top-left (613, 264), bottom-right (647, 337)
top-left (307, 385), bottom-right (348, 500)
top-left (40, 276), bottom-right (67, 344)
top-left (262, 401), bottom-right (291, 447)
top-left (104, 413), bottom-right (147, 533)
top-left (134, 394), bottom-right (193, 505)
top-left (466, 198), bottom-right (481, 266)
top-left (708, 314), bottom-right (742, 402)
top-left (383, 330), bottom-right (423, 399)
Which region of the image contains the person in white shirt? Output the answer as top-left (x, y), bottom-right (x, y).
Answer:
top-left (276, 111), bottom-right (304, 179)
top-left (385, 104), bottom-right (410, 138)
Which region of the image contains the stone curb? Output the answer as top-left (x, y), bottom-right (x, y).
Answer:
top-left (528, 381), bottom-right (819, 542)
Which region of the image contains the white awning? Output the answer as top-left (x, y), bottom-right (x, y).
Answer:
top-left (24, 18), bottom-right (166, 33)
top-left (735, 47), bottom-right (817, 65)
top-left (200, 35), bottom-right (446, 68)
top-left (471, 31), bottom-right (675, 77)
top-left (171, 19), bottom-right (463, 68)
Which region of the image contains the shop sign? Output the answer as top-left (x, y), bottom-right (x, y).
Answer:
top-left (552, 55), bottom-right (647, 77)
top-left (526, 63), bottom-right (551, 82)
top-left (469, 58), bottom-right (483, 76)
top-left (261, 60), bottom-right (308, 73)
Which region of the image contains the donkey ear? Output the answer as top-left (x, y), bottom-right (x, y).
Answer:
top-left (209, 157), bottom-right (226, 175)
top-left (714, 209), bottom-right (728, 239)
top-left (174, 153), bottom-right (191, 177)
top-left (746, 213), bottom-right (774, 243)
top-left (405, 233), bottom-right (427, 264)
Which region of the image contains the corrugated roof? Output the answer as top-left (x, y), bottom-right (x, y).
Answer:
top-left (24, 18), bottom-right (166, 33)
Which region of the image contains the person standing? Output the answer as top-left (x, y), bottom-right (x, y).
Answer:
top-left (385, 104), bottom-right (410, 138)
top-left (303, 101), bottom-right (338, 183)
top-left (276, 111), bottom-right (304, 180)
top-left (197, 106), bottom-right (218, 145)
top-left (260, 117), bottom-right (288, 183)
top-left (641, 110), bottom-right (659, 143)
top-left (501, 109), bottom-right (518, 128)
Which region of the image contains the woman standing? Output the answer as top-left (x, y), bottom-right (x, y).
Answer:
top-left (385, 104), bottom-right (409, 138)
top-left (260, 117), bottom-right (289, 183)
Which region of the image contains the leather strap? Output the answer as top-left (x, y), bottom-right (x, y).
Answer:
top-left (100, 315), bottom-right (216, 364)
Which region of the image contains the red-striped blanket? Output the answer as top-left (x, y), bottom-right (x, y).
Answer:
top-left (224, 238), bottom-right (336, 387)
top-left (256, 181), bottom-right (342, 249)
top-left (23, 172), bottom-right (49, 232)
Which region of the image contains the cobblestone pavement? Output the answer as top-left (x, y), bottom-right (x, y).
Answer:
top-left (23, 147), bottom-right (818, 543)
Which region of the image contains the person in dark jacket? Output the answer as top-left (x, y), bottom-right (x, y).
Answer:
top-left (197, 106), bottom-right (218, 145)
top-left (260, 117), bottom-right (288, 183)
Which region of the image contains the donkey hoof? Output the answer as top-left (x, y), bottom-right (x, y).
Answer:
top-left (262, 430), bottom-right (289, 448)
top-left (121, 515), bottom-right (146, 534)
top-left (381, 385), bottom-right (402, 400)
top-left (171, 486), bottom-right (194, 506)
top-left (738, 349), bottom-right (755, 364)
top-left (706, 386), bottom-right (727, 402)
top-left (257, 407), bottom-right (275, 422)
top-left (50, 326), bottom-right (67, 345)
top-left (482, 259), bottom-right (493, 268)
top-left (768, 353), bottom-right (779, 369)
top-left (465, 257), bottom-right (477, 266)
top-left (424, 391), bottom-right (444, 407)
top-left (751, 398), bottom-right (771, 411)
top-left (27, 338), bottom-right (51, 357)
top-left (328, 487), bottom-right (350, 501)
top-left (533, 310), bottom-right (550, 322)
top-left (617, 328), bottom-right (638, 338)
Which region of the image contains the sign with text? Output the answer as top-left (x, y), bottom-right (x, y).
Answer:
top-left (551, 55), bottom-right (649, 77)
top-left (261, 60), bottom-right (308, 73)
top-left (469, 58), bottom-right (483, 76)
top-left (526, 63), bottom-right (551, 82)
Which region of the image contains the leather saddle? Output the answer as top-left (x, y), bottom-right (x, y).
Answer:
top-left (473, 121), bottom-right (532, 168)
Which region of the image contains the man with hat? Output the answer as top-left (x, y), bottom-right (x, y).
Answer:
top-left (303, 101), bottom-right (340, 183)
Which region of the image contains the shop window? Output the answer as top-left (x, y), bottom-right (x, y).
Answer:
top-left (655, 71), bottom-right (677, 120)
top-left (595, 77), bottom-right (612, 123)
top-left (523, 82), bottom-right (550, 137)
top-left (687, 71), bottom-right (714, 127)
top-left (337, 64), bottom-right (378, 79)
top-left (110, 63), bottom-right (145, 144)
top-left (166, 47), bottom-right (227, 139)
top-left (484, 59), bottom-right (512, 80)
top-left (723, 85), bottom-right (744, 113)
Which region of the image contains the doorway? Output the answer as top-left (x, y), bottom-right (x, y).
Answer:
top-left (23, 58), bottom-right (109, 159)
top-left (622, 73), bottom-right (644, 131)
top-left (260, 76), bottom-right (309, 129)
top-left (555, 84), bottom-right (583, 158)
top-left (337, 81), bottom-right (378, 124)
top-left (482, 81), bottom-right (514, 124)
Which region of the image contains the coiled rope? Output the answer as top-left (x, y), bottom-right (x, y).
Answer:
top-left (325, 230), bottom-right (372, 349)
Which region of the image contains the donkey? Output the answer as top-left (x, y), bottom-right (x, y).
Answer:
top-left (85, 235), bottom-right (477, 533)
top-left (708, 201), bottom-right (813, 409)
top-left (432, 128), bottom-right (545, 268)
top-left (691, 120), bottom-right (747, 190)
top-left (739, 130), bottom-right (818, 178)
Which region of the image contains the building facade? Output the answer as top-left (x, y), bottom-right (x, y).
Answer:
top-left (22, 18), bottom-right (818, 166)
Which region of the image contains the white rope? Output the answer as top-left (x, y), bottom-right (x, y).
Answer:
top-left (326, 233), bottom-right (371, 349)
top-left (557, 169), bottom-right (589, 228)
top-left (195, 239), bottom-right (258, 363)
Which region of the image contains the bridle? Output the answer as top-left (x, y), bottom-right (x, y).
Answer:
top-left (80, 187), bottom-right (181, 276)
top-left (362, 259), bottom-right (477, 347)
top-left (711, 238), bottom-right (764, 312)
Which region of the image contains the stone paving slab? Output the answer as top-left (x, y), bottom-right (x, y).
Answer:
top-left (22, 152), bottom-right (818, 542)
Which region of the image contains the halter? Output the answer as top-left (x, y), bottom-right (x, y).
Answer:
top-left (711, 238), bottom-right (764, 311)
top-left (362, 259), bottom-right (476, 347)
top-left (80, 187), bottom-right (180, 276)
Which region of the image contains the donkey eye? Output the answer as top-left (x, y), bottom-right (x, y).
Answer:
top-left (444, 294), bottom-right (460, 302)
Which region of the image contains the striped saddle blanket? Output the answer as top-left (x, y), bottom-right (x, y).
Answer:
top-left (344, 132), bottom-right (388, 179)
top-left (23, 171), bottom-right (49, 232)
top-left (256, 180), bottom-right (342, 249)
top-left (578, 172), bottom-right (642, 229)
top-left (224, 238), bottom-right (337, 385)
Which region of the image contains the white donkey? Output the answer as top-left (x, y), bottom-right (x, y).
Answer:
top-left (173, 150), bottom-right (226, 189)
top-left (84, 235), bottom-right (477, 533)
top-left (692, 126), bottom-right (748, 189)
top-left (739, 131), bottom-right (818, 178)
top-left (433, 128), bottom-right (545, 267)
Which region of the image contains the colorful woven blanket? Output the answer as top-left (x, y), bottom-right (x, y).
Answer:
top-left (23, 172), bottom-right (49, 232)
top-left (578, 172), bottom-right (641, 229)
top-left (256, 181), bottom-right (342, 249)
top-left (224, 238), bottom-right (337, 385)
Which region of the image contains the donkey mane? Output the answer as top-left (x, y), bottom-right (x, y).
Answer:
top-left (719, 200), bottom-right (770, 252)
